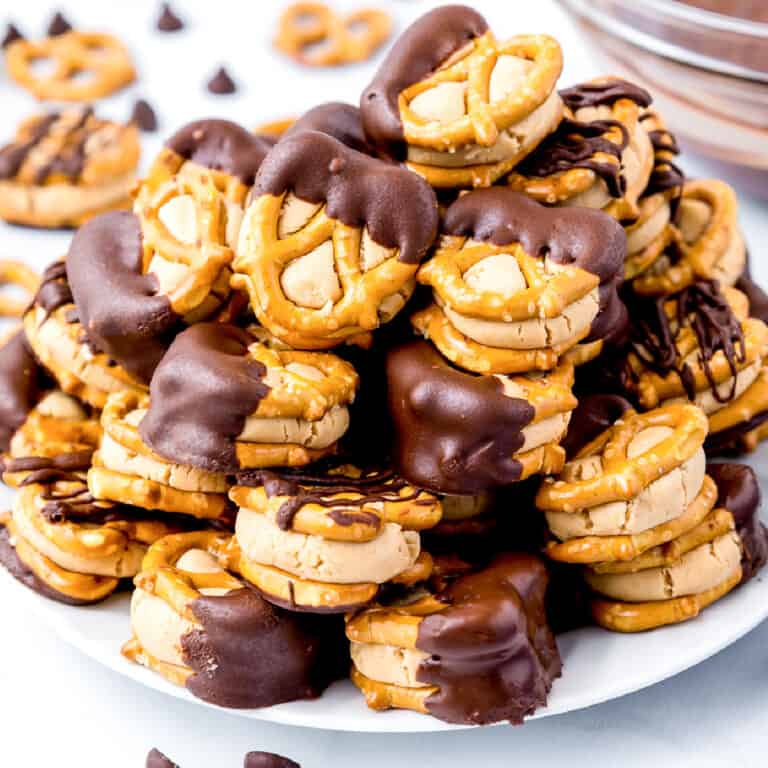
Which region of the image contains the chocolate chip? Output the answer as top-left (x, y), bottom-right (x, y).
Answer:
top-left (46, 11), bottom-right (72, 37)
top-left (156, 3), bottom-right (184, 32)
top-left (130, 99), bottom-right (158, 132)
top-left (206, 66), bottom-right (236, 95)
top-left (1, 23), bottom-right (24, 49)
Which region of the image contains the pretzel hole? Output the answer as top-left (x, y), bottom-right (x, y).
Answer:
top-left (489, 55), bottom-right (533, 103)
top-left (281, 242), bottom-right (342, 309)
top-left (68, 68), bottom-right (96, 85)
top-left (29, 57), bottom-right (56, 79)
top-left (360, 230), bottom-right (395, 272)
top-left (158, 195), bottom-right (198, 245)
top-left (346, 18), bottom-right (370, 36)
top-left (278, 193), bottom-right (321, 238)
top-left (676, 199), bottom-right (711, 244)
top-left (410, 82), bottom-right (467, 124)
top-left (147, 254), bottom-right (192, 297)
top-left (463, 253), bottom-right (526, 295)
top-left (300, 36), bottom-right (335, 62)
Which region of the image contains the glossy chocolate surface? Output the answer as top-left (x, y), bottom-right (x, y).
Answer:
top-left (282, 102), bottom-right (371, 154)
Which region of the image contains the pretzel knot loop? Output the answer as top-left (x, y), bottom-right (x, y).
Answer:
top-left (5, 32), bottom-right (135, 102)
top-left (536, 404), bottom-right (709, 513)
top-left (399, 32), bottom-right (562, 149)
top-left (0, 260), bottom-right (40, 318)
top-left (275, 2), bottom-right (391, 67)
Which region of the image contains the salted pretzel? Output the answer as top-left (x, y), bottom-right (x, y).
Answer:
top-left (133, 156), bottom-right (235, 322)
top-left (632, 179), bottom-right (745, 296)
top-left (0, 260), bottom-right (39, 317)
top-left (536, 404), bottom-right (708, 513)
top-left (5, 31), bottom-right (135, 102)
top-left (233, 132), bottom-right (438, 349)
top-left (88, 390), bottom-right (231, 521)
top-left (275, 3), bottom-right (391, 67)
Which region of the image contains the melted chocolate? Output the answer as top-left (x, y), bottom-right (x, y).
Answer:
top-left (415, 553), bottom-right (561, 725)
top-left (146, 749), bottom-right (179, 768)
top-left (31, 107), bottom-right (93, 185)
top-left (207, 66), bottom-right (237, 95)
top-left (3, 450), bottom-right (93, 477)
top-left (0, 331), bottom-right (45, 451)
top-left (236, 463), bottom-right (424, 531)
top-left (0, 524), bottom-right (97, 605)
top-left (736, 253), bottom-right (768, 325)
top-left (0, 113), bottom-right (59, 181)
top-left (442, 188), bottom-right (628, 344)
top-left (643, 127), bottom-right (685, 199)
top-left (166, 119), bottom-right (273, 185)
top-left (1, 23), bottom-right (24, 48)
top-left (561, 393), bottom-right (633, 458)
top-left (255, 131), bottom-right (437, 264)
top-left (67, 211), bottom-right (179, 383)
top-left (707, 462), bottom-right (767, 583)
top-left (626, 281), bottom-right (745, 402)
top-left (156, 3), bottom-right (184, 32)
top-left (181, 586), bottom-right (346, 708)
top-left (46, 11), bottom-right (72, 36)
top-left (516, 118), bottom-right (629, 197)
top-left (386, 341), bottom-right (534, 495)
top-left (131, 99), bottom-right (158, 132)
top-left (560, 79), bottom-right (652, 111)
top-left (282, 102), bottom-right (371, 154)
top-left (244, 754), bottom-right (300, 768)
top-left (704, 410), bottom-right (768, 456)
top-left (360, 5), bottom-right (489, 159)
top-left (140, 324), bottom-right (269, 473)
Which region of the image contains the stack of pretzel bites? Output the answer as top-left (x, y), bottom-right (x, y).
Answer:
top-left (0, 4), bottom-right (766, 727)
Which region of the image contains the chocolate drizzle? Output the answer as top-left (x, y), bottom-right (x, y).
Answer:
top-left (0, 331), bottom-right (45, 451)
top-left (67, 211), bottom-right (179, 384)
top-left (0, 114), bottom-right (59, 181)
top-left (282, 102), bottom-right (372, 154)
top-left (31, 107), bottom-right (93, 185)
top-left (3, 450), bottom-right (93, 478)
top-left (181, 585), bottom-right (346, 708)
top-left (244, 754), bottom-right (300, 768)
top-left (516, 118), bottom-right (629, 197)
top-left (627, 281), bottom-right (746, 402)
top-left (415, 553), bottom-right (561, 725)
top-left (32, 261), bottom-right (73, 321)
top-left (255, 131), bottom-right (437, 265)
top-left (442, 188), bottom-right (627, 345)
top-left (37, 477), bottom-right (105, 524)
top-left (166, 119), bottom-right (274, 185)
top-left (360, 5), bottom-right (489, 159)
top-left (386, 341), bottom-right (534, 495)
top-left (707, 462), bottom-right (767, 583)
top-left (140, 324), bottom-right (270, 473)
top-left (560, 79), bottom-right (652, 111)
top-left (236, 463), bottom-right (425, 531)
top-left (735, 252), bottom-right (768, 325)
top-left (146, 749), bottom-right (179, 768)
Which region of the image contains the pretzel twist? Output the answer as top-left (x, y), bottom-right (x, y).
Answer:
top-left (5, 32), bottom-right (135, 102)
top-left (0, 261), bottom-right (40, 317)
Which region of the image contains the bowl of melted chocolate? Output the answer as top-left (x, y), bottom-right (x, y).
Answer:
top-left (558, 0), bottom-right (768, 195)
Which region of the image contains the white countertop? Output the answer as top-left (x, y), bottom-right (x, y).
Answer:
top-left (0, 1), bottom-right (766, 765)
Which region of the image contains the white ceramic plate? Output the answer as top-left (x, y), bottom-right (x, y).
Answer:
top-left (1, 446), bottom-right (767, 733)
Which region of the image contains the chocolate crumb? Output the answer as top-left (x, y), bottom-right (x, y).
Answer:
top-left (206, 66), bottom-right (237, 95)
top-left (156, 3), bottom-right (184, 32)
top-left (130, 99), bottom-right (158, 132)
top-left (46, 11), bottom-right (72, 37)
top-left (1, 23), bottom-right (23, 48)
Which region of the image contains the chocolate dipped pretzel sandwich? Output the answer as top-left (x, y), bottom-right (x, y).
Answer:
top-left (230, 461), bottom-right (440, 613)
top-left (0, 471), bottom-right (180, 605)
top-left (4, 29), bottom-right (135, 102)
top-left (386, 341), bottom-right (574, 495)
top-left (233, 131), bottom-right (438, 349)
top-left (507, 77), bottom-right (654, 220)
top-left (707, 463), bottom-right (767, 584)
top-left (279, 101), bottom-right (372, 154)
top-left (360, 5), bottom-right (563, 188)
top-left (346, 552), bottom-right (561, 724)
top-left (623, 110), bottom-right (684, 280)
top-left (537, 404), bottom-right (714, 566)
top-left (0, 107), bottom-right (140, 228)
top-left (23, 261), bottom-right (147, 409)
top-left (124, 531), bottom-right (347, 707)
top-left (619, 283), bottom-right (768, 456)
top-left (412, 188), bottom-right (627, 374)
top-left (630, 179), bottom-right (746, 296)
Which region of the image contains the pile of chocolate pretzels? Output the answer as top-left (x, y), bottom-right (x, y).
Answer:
top-left (0, 5), bottom-right (766, 727)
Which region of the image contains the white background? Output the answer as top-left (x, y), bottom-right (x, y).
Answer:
top-left (0, 1), bottom-right (766, 766)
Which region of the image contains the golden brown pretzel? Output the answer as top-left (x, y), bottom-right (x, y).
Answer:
top-left (0, 261), bottom-right (39, 317)
top-left (5, 32), bottom-right (135, 102)
top-left (274, 3), bottom-right (391, 67)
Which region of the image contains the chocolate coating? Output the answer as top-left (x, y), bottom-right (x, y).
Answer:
top-left (146, 749), bottom-right (179, 768)
top-left (416, 553), bottom-right (561, 725)
top-left (255, 131), bottom-right (437, 265)
top-left (560, 79), bottom-right (652, 111)
top-left (140, 324), bottom-right (269, 473)
top-left (442, 188), bottom-right (628, 345)
top-left (244, 753), bottom-right (300, 768)
top-left (360, 5), bottom-right (489, 159)
top-left (641, 119), bottom-right (684, 200)
top-left (31, 260), bottom-right (72, 320)
top-left (386, 340), bottom-right (534, 495)
top-left (736, 253), bottom-right (768, 325)
top-left (561, 393), bottom-right (633, 458)
top-left (0, 331), bottom-right (46, 451)
top-left (282, 102), bottom-right (371, 154)
top-left (0, 114), bottom-right (62, 182)
top-left (181, 586), bottom-right (346, 708)
top-left (166, 119), bottom-right (274, 186)
top-left (707, 462), bottom-right (767, 583)
top-left (67, 211), bottom-right (179, 384)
